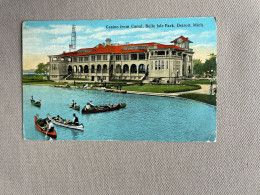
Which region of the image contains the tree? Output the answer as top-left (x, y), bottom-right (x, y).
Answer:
top-left (204, 53), bottom-right (216, 75)
top-left (35, 62), bottom-right (49, 74)
top-left (193, 59), bottom-right (204, 74)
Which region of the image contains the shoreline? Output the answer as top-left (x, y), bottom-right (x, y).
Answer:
top-left (23, 83), bottom-right (216, 106)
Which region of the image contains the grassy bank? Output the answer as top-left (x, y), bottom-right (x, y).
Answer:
top-left (122, 84), bottom-right (201, 93)
top-left (182, 79), bottom-right (216, 85)
top-left (178, 94), bottom-right (216, 106)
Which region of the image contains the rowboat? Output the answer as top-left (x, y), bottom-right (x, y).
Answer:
top-left (31, 99), bottom-right (41, 107)
top-left (34, 115), bottom-right (57, 139)
top-left (82, 103), bottom-right (126, 114)
top-left (70, 104), bottom-right (80, 110)
top-left (47, 114), bottom-right (84, 131)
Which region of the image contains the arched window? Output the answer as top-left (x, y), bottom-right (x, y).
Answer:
top-left (73, 65), bottom-right (77, 73)
top-left (97, 64), bottom-right (101, 73)
top-left (68, 66), bottom-right (73, 74)
top-left (155, 61), bottom-right (157, 70)
top-left (79, 65), bottom-right (83, 73)
top-left (116, 64), bottom-right (121, 73)
top-left (130, 64), bottom-right (137, 73)
top-left (138, 64), bottom-right (145, 74)
top-left (123, 64), bottom-right (129, 73)
top-left (103, 64), bottom-right (107, 73)
top-left (158, 60), bottom-right (161, 70)
top-left (91, 65), bottom-right (95, 73)
top-left (84, 65), bottom-right (89, 73)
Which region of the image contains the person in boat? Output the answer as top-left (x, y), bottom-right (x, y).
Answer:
top-left (74, 102), bottom-right (77, 108)
top-left (71, 100), bottom-right (75, 107)
top-left (68, 113), bottom-right (79, 125)
top-left (89, 101), bottom-right (94, 107)
top-left (46, 120), bottom-right (54, 134)
top-left (54, 115), bottom-right (63, 123)
top-left (85, 103), bottom-right (91, 110)
top-left (31, 96), bottom-right (33, 101)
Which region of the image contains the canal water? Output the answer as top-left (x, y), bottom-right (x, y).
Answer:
top-left (23, 85), bottom-right (216, 142)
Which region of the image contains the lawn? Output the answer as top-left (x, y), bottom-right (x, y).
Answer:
top-left (122, 84), bottom-right (201, 93)
top-left (178, 93), bottom-right (216, 106)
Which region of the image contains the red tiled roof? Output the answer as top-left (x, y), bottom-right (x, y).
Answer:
top-left (60, 42), bottom-right (185, 56)
top-left (171, 36), bottom-right (193, 43)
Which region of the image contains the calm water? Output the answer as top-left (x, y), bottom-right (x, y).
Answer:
top-left (23, 85), bottom-right (216, 142)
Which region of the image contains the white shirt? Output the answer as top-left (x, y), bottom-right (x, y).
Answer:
top-left (48, 122), bottom-right (54, 129)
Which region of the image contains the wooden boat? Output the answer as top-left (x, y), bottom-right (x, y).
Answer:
top-left (54, 85), bottom-right (70, 88)
top-left (82, 103), bottom-right (126, 114)
top-left (47, 114), bottom-right (84, 131)
top-left (31, 99), bottom-right (41, 107)
top-left (34, 115), bottom-right (57, 139)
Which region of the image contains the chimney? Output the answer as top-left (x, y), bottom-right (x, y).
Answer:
top-left (105, 38), bottom-right (112, 46)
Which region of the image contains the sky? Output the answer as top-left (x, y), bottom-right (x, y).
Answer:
top-left (23, 17), bottom-right (217, 70)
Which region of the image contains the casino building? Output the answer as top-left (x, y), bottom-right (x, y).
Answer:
top-left (48, 36), bottom-right (194, 83)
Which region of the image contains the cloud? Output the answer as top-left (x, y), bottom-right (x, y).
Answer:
top-left (192, 43), bottom-right (216, 49)
top-left (89, 28), bottom-right (151, 40)
top-left (85, 27), bottom-right (106, 34)
top-left (50, 36), bottom-right (71, 44)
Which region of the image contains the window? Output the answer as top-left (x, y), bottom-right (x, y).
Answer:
top-left (84, 56), bottom-right (89, 61)
top-left (162, 61), bottom-right (164, 69)
top-left (123, 54), bottom-right (129, 61)
top-left (139, 53), bottom-right (145, 60)
top-left (155, 61), bottom-right (157, 70)
top-left (158, 60), bottom-right (160, 70)
top-left (110, 55), bottom-right (113, 61)
top-left (131, 54), bottom-right (137, 60)
top-left (116, 55), bottom-right (121, 61)
top-left (166, 61), bottom-right (168, 69)
top-left (157, 51), bottom-right (165, 55)
top-left (172, 51), bottom-right (176, 55)
top-left (178, 52), bottom-right (182, 56)
top-left (103, 55), bottom-right (107, 60)
top-left (151, 61), bottom-right (153, 70)
top-left (91, 55), bottom-right (95, 61)
top-left (189, 56), bottom-right (192, 62)
top-left (97, 55), bottom-right (101, 61)
top-left (73, 57), bottom-right (77, 62)
top-left (103, 76), bottom-right (106, 80)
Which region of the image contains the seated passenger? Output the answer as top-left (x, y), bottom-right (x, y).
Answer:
top-left (89, 101), bottom-right (94, 107)
top-left (85, 103), bottom-right (91, 110)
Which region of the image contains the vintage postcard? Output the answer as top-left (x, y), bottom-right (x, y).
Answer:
top-left (23, 17), bottom-right (216, 141)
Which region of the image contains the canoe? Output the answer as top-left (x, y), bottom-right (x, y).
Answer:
top-left (47, 114), bottom-right (84, 131)
top-left (82, 103), bottom-right (126, 114)
top-left (34, 115), bottom-right (57, 139)
top-left (31, 99), bottom-right (41, 107)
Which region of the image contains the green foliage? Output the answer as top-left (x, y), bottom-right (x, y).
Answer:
top-left (178, 93), bottom-right (216, 106)
top-left (35, 62), bottom-right (49, 74)
top-left (193, 59), bottom-right (204, 74)
top-left (193, 54), bottom-right (217, 75)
